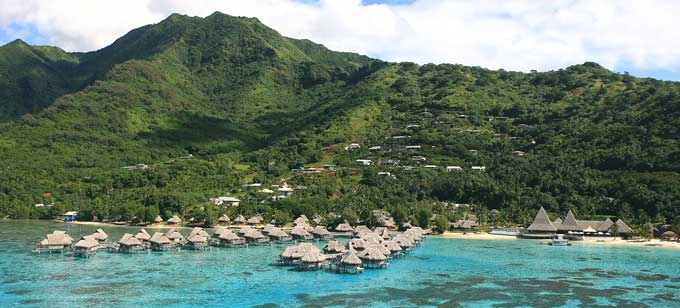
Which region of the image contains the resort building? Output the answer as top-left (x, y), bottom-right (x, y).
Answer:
top-left (37, 231), bottom-right (74, 253)
top-left (149, 232), bottom-right (173, 251)
top-left (118, 233), bottom-right (145, 253)
top-left (73, 235), bottom-right (99, 257)
top-left (167, 215), bottom-right (182, 225)
top-left (524, 207), bottom-right (557, 238)
top-left (553, 210), bottom-right (633, 237)
top-left (134, 229), bottom-right (151, 242)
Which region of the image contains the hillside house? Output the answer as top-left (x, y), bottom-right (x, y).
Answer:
top-left (356, 159), bottom-right (374, 166)
top-left (446, 166), bottom-right (463, 172)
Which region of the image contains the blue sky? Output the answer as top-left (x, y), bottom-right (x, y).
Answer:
top-left (2, 0), bottom-right (679, 82)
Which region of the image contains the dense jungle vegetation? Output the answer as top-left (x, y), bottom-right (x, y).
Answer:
top-left (1, 12), bottom-right (679, 231)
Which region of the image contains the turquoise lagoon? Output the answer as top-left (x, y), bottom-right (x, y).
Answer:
top-left (1, 220), bottom-right (679, 307)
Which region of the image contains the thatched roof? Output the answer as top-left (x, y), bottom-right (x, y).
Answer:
top-left (167, 215), bottom-right (182, 224)
top-left (135, 229), bottom-right (151, 241)
top-left (557, 210), bottom-right (582, 231)
top-left (218, 231), bottom-right (240, 241)
top-left (187, 234), bottom-right (208, 243)
top-left (294, 216), bottom-right (309, 225)
top-left (527, 207), bottom-right (557, 232)
top-left (597, 218), bottom-right (614, 232)
top-left (366, 243), bottom-right (390, 256)
top-left (383, 240), bottom-right (402, 252)
top-left (74, 236), bottom-right (99, 249)
top-left (354, 225), bottom-right (372, 234)
top-left (154, 215), bottom-right (164, 223)
top-left (268, 228), bottom-right (290, 238)
top-left (583, 226), bottom-right (597, 233)
top-left (323, 241), bottom-right (345, 253)
top-left (615, 219), bottom-right (633, 233)
top-left (290, 227), bottom-right (311, 237)
top-left (164, 229), bottom-right (184, 240)
top-left (92, 228), bottom-right (108, 241)
top-left (45, 231), bottom-right (73, 246)
top-left (301, 250), bottom-right (324, 263)
top-left (247, 215), bottom-right (263, 225)
top-left (119, 233), bottom-right (143, 246)
top-left (359, 247), bottom-right (387, 261)
top-left (244, 229), bottom-right (265, 239)
top-left (189, 227), bottom-right (209, 238)
top-left (340, 250), bottom-right (362, 265)
top-left (335, 223), bottom-right (354, 232)
top-left (238, 226), bottom-right (254, 235)
top-left (281, 246), bottom-right (299, 258)
top-left (348, 238), bottom-right (366, 250)
top-left (312, 226), bottom-right (331, 236)
top-left (298, 243), bottom-right (321, 254)
top-left (213, 226), bottom-right (230, 237)
top-left (394, 236), bottom-right (413, 248)
top-left (553, 217), bottom-right (563, 224)
top-left (577, 220), bottom-right (603, 230)
top-left (149, 232), bottom-right (171, 244)
top-left (218, 214), bottom-right (230, 223)
top-left (234, 215), bottom-right (246, 224)
top-left (360, 233), bottom-right (382, 244)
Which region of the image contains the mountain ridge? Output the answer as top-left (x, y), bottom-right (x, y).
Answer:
top-left (0, 12), bottom-right (679, 229)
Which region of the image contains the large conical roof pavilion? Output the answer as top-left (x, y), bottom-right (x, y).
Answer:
top-left (527, 207), bottom-right (557, 232)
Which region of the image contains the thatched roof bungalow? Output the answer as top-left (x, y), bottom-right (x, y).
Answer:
top-left (234, 215), bottom-right (246, 225)
top-left (247, 215), bottom-right (263, 225)
top-left (135, 229), bottom-right (151, 242)
top-left (74, 235), bottom-right (99, 257)
top-left (358, 247), bottom-right (388, 268)
top-left (268, 228), bottom-right (293, 242)
top-left (291, 227), bottom-right (313, 241)
top-left (323, 241), bottom-right (345, 254)
top-left (167, 215), bottom-right (182, 225)
top-left (37, 231), bottom-right (73, 253)
top-left (335, 223), bottom-right (354, 233)
top-left (299, 250), bottom-right (325, 271)
top-left (118, 233), bottom-right (144, 253)
top-left (557, 210), bottom-right (582, 232)
top-left (312, 226), bottom-right (332, 239)
top-left (154, 215), bottom-right (164, 223)
top-left (149, 232), bottom-right (172, 251)
top-left (218, 214), bottom-right (230, 224)
top-left (186, 234), bottom-right (209, 250)
top-left (353, 225), bottom-right (372, 236)
top-left (92, 229), bottom-right (108, 242)
top-left (164, 229), bottom-right (184, 243)
top-left (218, 230), bottom-right (245, 247)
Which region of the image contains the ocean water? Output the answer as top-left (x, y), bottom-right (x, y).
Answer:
top-left (1, 220), bottom-right (679, 307)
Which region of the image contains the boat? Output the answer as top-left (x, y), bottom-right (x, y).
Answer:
top-left (550, 234), bottom-right (571, 246)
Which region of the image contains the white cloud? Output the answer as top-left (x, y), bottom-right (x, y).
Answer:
top-left (1, 0), bottom-right (679, 74)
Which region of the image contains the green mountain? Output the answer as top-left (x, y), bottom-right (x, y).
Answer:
top-left (0, 12), bottom-right (679, 230)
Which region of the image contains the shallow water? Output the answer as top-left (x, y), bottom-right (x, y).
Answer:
top-left (1, 220), bottom-right (679, 307)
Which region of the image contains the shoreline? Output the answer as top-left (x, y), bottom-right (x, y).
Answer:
top-left (435, 231), bottom-right (680, 250)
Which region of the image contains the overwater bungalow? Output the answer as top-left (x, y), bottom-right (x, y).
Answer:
top-left (134, 229), bottom-right (151, 242)
top-left (165, 229), bottom-right (185, 243)
top-left (238, 226), bottom-right (254, 236)
top-left (379, 228), bottom-right (392, 240)
top-left (189, 227), bottom-right (210, 238)
top-left (323, 241), bottom-right (346, 254)
top-left (393, 236), bottom-right (414, 251)
top-left (348, 238), bottom-right (367, 250)
top-left (234, 215), bottom-right (246, 225)
top-left (186, 234), bottom-right (209, 250)
top-left (167, 215), bottom-right (182, 225)
top-left (36, 231), bottom-right (74, 254)
top-left (335, 223), bottom-right (354, 235)
top-left (358, 247), bottom-right (388, 269)
top-left (337, 247), bottom-right (364, 274)
top-left (244, 229), bottom-right (269, 245)
top-left (73, 235), bottom-right (99, 257)
top-left (217, 230), bottom-right (246, 247)
top-left (218, 214), bottom-right (230, 225)
top-left (149, 232), bottom-right (173, 251)
top-left (354, 225), bottom-right (372, 237)
top-left (118, 233), bottom-right (145, 253)
top-left (279, 246), bottom-right (302, 265)
top-left (299, 250), bottom-right (325, 271)
top-left (523, 207), bottom-right (557, 239)
top-left (268, 228), bottom-right (293, 243)
top-left (382, 240), bottom-right (403, 256)
top-left (291, 227), bottom-right (313, 241)
top-left (92, 229), bottom-right (108, 243)
top-left (312, 226), bottom-right (332, 240)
